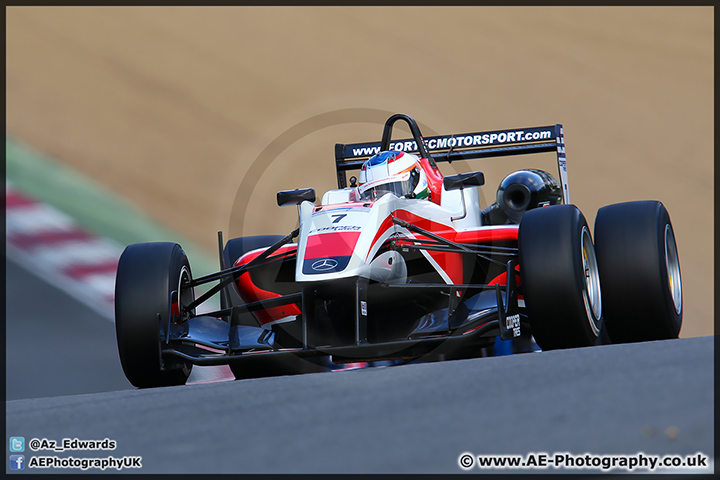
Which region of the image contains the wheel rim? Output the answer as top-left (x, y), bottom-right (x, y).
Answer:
top-left (177, 265), bottom-right (195, 319)
top-left (665, 225), bottom-right (682, 314)
top-left (581, 226), bottom-right (602, 335)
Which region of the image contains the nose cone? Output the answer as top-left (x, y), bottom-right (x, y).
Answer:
top-left (296, 201), bottom-right (372, 281)
top-left (296, 194), bottom-right (399, 282)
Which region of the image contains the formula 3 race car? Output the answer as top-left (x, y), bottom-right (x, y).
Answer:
top-left (115, 114), bottom-right (683, 388)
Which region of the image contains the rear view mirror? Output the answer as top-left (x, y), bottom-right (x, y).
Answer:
top-left (443, 171), bottom-right (485, 191)
top-left (277, 188), bottom-right (316, 207)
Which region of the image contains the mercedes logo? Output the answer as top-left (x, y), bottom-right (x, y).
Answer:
top-left (311, 258), bottom-right (339, 271)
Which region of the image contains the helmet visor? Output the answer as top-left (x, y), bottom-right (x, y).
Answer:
top-left (359, 169), bottom-right (420, 200)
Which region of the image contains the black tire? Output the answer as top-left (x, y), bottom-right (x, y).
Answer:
top-left (518, 205), bottom-right (603, 350)
top-left (115, 242), bottom-right (193, 388)
top-left (221, 235), bottom-right (284, 310)
top-left (594, 201), bottom-right (682, 343)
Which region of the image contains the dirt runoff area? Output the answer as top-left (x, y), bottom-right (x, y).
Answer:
top-left (6, 6), bottom-right (713, 337)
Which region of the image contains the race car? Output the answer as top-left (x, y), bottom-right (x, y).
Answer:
top-left (115, 113), bottom-right (683, 388)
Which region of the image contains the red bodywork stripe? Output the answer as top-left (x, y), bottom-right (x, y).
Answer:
top-left (419, 157), bottom-right (444, 204)
top-left (234, 245), bottom-right (300, 326)
top-left (488, 269), bottom-right (522, 287)
top-left (305, 232), bottom-right (361, 259)
top-left (393, 210), bottom-right (457, 240)
top-left (455, 226), bottom-right (519, 244)
top-left (394, 209), bottom-right (462, 284)
top-left (369, 215), bottom-right (396, 258)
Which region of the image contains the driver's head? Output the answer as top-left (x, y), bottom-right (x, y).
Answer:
top-left (358, 151), bottom-right (429, 201)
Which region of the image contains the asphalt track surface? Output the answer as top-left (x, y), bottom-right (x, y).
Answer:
top-left (5, 254), bottom-right (714, 474)
top-left (5, 254), bottom-right (233, 402)
top-left (5, 255), bottom-right (132, 400)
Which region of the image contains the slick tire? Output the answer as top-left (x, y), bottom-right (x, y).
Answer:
top-left (594, 201), bottom-right (682, 343)
top-left (518, 205), bottom-right (603, 350)
top-left (115, 242), bottom-right (193, 388)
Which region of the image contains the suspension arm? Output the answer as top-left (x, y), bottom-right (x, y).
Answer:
top-left (184, 228), bottom-right (299, 312)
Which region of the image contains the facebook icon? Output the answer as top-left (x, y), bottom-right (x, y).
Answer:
top-left (9, 455), bottom-right (25, 470)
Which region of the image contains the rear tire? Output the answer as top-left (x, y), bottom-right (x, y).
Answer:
top-left (115, 242), bottom-right (193, 388)
top-left (519, 205), bottom-right (603, 350)
top-left (594, 201), bottom-right (682, 343)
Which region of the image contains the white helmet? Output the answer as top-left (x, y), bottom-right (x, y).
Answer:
top-left (358, 151), bottom-right (429, 201)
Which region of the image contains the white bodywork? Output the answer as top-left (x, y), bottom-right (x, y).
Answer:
top-left (296, 185), bottom-right (484, 284)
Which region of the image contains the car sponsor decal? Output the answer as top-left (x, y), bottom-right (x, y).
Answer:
top-left (308, 225), bottom-right (362, 234)
top-left (506, 314), bottom-right (521, 337)
top-left (301, 256), bottom-right (352, 275)
top-left (343, 126), bottom-right (556, 158)
top-left (311, 258), bottom-right (339, 271)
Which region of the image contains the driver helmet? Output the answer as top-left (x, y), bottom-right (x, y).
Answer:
top-left (358, 151), bottom-right (429, 201)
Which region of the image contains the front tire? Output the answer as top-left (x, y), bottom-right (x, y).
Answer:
top-left (518, 205), bottom-right (603, 350)
top-left (115, 242), bottom-right (193, 388)
top-left (594, 201), bottom-right (682, 343)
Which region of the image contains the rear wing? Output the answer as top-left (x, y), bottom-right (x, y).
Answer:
top-left (334, 114), bottom-right (570, 204)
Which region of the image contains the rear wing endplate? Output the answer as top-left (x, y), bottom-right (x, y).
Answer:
top-left (334, 116), bottom-right (570, 204)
